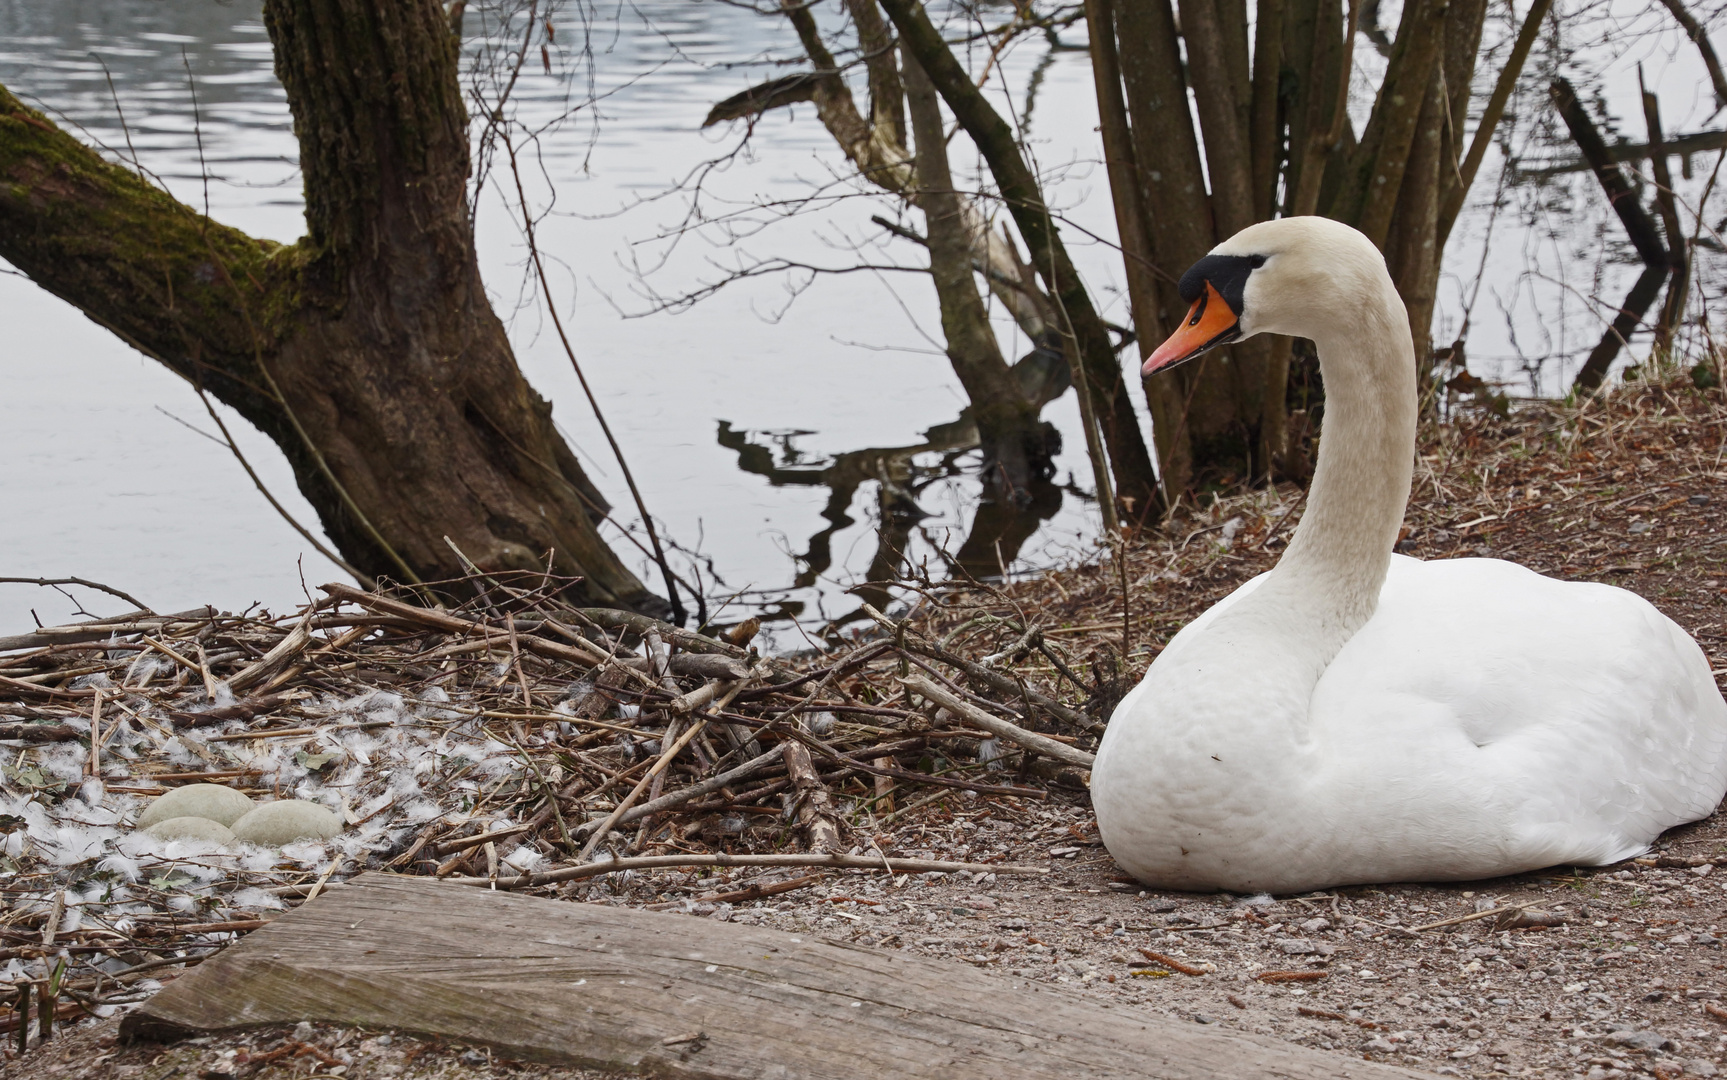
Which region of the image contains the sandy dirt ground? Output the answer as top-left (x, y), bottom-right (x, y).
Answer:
top-left (8, 815), bottom-right (1727, 1080)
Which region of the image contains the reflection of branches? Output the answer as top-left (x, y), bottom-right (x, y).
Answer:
top-left (716, 402), bottom-right (1063, 625)
top-left (719, 416), bottom-right (976, 588)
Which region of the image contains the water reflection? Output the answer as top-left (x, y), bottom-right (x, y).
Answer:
top-left (718, 409), bottom-right (1066, 629)
top-left (3, 0), bottom-right (1723, 636)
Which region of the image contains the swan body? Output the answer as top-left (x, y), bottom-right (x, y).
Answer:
top-left (1091, 218), bottom-right (1727, 893)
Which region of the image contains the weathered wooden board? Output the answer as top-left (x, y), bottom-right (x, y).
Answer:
top-left (124, 873), bottom-right (1430, 1079)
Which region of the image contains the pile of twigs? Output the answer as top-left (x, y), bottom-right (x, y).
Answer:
top-left (0, 569), bottom-right (1112, 1035)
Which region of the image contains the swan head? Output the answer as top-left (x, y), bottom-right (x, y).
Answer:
top-left (1143, 217), bottom-right (1389, 375)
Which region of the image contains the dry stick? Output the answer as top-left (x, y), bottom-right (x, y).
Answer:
top-left (506, 613), bottom-right (533, 709)
top-left (1405, 905), bottom-right (1557, 932)
top-left (1136, 948), bottom-right (1207, 976)
top-left (227, 609), bottom-right (315, 693)
top-left (782, 727), bottom-right (1047, 799)
top-left (670, 677), bottom-right (726, 714)
top-left (431, 824), bottom-right (531, 858)
top-left (1260, 488), bottom-right (1310, 550)
top-left (320, 583), bottom-right (657, 691)
top-left (193, 388), bottom-right (361, 579)
top-left (899, 674), bottom-right (1095, 768)
top-left (782, 740), bottom-right (844, 853)
top-left (503, 136), bottom-right (684, 626)
top-left (1656, 0), bottom-right (1727, 108)
top-left (0, 577), bottom-right (152, 614)
top-left (1553, 77), bottom-right (1673, 393)
top-left (569, 607), bottom-right (765, 665)
top-left (140, 636), bottom-right (201, 679)
top-left (646, 872), bottom-right (825, 909)
top-left (0, 723), bottom-right (81, 742)
top-left (571, 744), bottom-right (787, 838)
top-left (446, 851), bottom-right (1048, 890)
top-left (1298, 1005), bottom-right (1378, 1026)
top-left (859, 603), bottom-right (1099, 733)
top-left (644, 633), bottom-right (682, 804)
top-left (37, 963), bottom-right (56, 1042)
top-left (192, 642), bottom-right (219, 700)
top-left (1641, 68), bottom-right (1692, 348)
top-left (642, 671), bottom-right (756, 833)
top-left (505, 731), bottom-right (574, 853)
top-left (578, 719), bottom-right (709, 860)
top-left (13, 983), bottom-right (28, 1053)
top-left (86, 690), bottom-right (104, 778)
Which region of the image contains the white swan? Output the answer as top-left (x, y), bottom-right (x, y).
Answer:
top-left (1091, 217), bottom-right (1727, 894)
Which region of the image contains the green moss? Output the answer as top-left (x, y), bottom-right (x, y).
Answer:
top-left (1, 76), bottom-right (308, 371)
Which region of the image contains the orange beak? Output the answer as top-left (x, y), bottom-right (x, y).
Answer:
top-left (1143, 281), bottom-right (1242, 376)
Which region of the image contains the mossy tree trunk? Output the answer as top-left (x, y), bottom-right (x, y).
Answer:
top-left (0, 0), bottom-right (659, 611)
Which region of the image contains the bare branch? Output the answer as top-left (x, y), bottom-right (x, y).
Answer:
top-left (0, 578), bottom-right (153, 615)
top-left (702, 73), bottom-right (824, 127)
top-left (1655, 0), bottom-right (1727, 107)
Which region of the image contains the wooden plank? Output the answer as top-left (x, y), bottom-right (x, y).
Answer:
top-left (123, 874), bottom-right (1431, 1079)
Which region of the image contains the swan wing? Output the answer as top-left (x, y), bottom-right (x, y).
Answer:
top-left (1312, 555), bottom-right (1727, 865)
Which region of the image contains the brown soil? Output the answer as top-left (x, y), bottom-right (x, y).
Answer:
top-left (9, 375), bottom-right (1727, 1080)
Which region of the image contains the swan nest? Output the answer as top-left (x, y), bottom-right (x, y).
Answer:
top-left (8, 374), bottom-right (1727, 1080)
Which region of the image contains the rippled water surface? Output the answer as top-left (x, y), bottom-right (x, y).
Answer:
top-left (0, 0), bottom-right (1721, 640)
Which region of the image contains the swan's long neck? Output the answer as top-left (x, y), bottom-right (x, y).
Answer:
top-left (1264, 284), bottom-right (1416, 652)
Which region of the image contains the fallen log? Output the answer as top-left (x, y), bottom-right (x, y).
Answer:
top-left (123, 873), bottom-right (1428, 1079)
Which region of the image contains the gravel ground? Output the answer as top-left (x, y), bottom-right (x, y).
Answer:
top-left (11, 826), bottom-right (1727, 1080)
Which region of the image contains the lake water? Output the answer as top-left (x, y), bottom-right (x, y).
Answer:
top-left (0, 0), bottom-right (1720, 643)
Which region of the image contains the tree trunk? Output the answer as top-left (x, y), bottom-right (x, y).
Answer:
top-left (1110, 0), bottom-right (1287, 491)
top-left (1092, 0), bottom-right (1494, 490)
top-left (1438, 0), bottom-right (1550, 248)
top-left (1084, 0), bottom-right (1184, 509)
top-left (730, 0), bottom-right (1064, 424)
top-left (845, 0), bottom-right (906, 152)
top-left (902, 46), bottom-right (1046, 501)
top-left (1334, 0), bottom-right (1447, 246)
top-left (0, 0), bottom-right (659, 611)
top-left (1383, 61), bottom-right (1447, 378)
top-left (880, 0), bottom-right (1161, 520)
